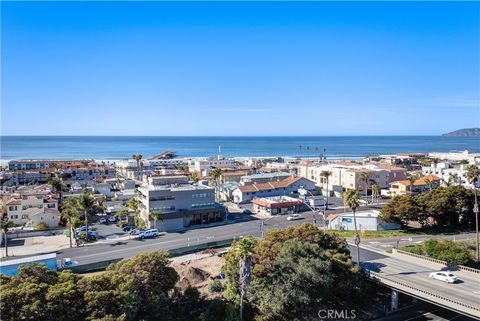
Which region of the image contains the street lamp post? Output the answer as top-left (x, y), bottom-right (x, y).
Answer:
top-left (299, 187), bottom-right (325, 229)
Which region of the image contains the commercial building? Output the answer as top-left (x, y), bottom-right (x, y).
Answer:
top-left (137, 175), bottom-right (225, 232)
top-left (252, 196), bottom-right (305, 216)
top-left (240, 172), bottom-right (292, 185)
top-left (326, 210), bottom-right (400, 231)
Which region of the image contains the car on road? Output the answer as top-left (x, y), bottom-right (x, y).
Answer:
top-left (429, 271), bottom-right (459, 283)
top-left (61, 258), bottom-right (78, 269)
top-left (138, 229), bottom-right (160, 239)
top-left (122, 225), bottom-right (135, 232)
top-left (287, 214), bottom-right (302, 221)
top-left (99, 217), bottom-right (108, 224)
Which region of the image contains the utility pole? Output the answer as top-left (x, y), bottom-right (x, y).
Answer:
top-left (474, 192), bottom-right (479, 260)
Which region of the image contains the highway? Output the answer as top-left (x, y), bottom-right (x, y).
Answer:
top-left (51, 212), bottom-right (480, 319)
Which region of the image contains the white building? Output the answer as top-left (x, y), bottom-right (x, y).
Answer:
top-left (422, 162), bottom-right (480, 188)
top-left (326, 210), bottom-right (400, 231)
top-left (429, 151), bottom-right (480, 163)
top-left (137, 175), bottom-right (225, 232)
top-left (5, 190), bottom-right (60, 227)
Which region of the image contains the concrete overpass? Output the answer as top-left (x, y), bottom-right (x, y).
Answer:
top-left (355, 245), bottom-right (480, 320)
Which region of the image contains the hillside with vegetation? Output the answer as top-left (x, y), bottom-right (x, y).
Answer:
top-left (442, 128), bottom-right (480, 136)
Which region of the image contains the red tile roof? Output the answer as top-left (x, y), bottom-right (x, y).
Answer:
top-left (237, 176), bottom-right (308, 193)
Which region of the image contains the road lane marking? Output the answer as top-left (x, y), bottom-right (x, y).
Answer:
top-left (404, 308), bottom-right (445, 321)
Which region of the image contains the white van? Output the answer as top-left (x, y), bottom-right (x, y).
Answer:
top-left (139, 229), bottom-right (160, 239)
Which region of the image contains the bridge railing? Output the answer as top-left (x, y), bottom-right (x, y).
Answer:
top-left (393, 249), bottom-right (480, 274)
top-left (362, 269), bottom-right (480, 316)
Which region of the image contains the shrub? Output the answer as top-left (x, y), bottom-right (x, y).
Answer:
top-left (35, 221), bottom-right (49, 231)
top-left (400, 244), bottom-right (424, 255)
top-left (423, 239), bottom-right (470, 265)
top-left (208, 279), bottom-right (224, 293)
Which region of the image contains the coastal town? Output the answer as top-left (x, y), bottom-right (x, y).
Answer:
top-left (1, 148), bottom-right (479, 251)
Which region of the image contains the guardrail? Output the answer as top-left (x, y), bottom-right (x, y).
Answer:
top-left (362, 269), bottom-right (480, 316)
top-left (68, 238), bottom-right (236, 274)
top-left (394, 249), bottom-right (480, 274)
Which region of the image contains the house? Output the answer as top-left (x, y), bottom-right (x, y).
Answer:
top-left (220, 171), bottom-right (250, 183)
top-left (5, 190), bottom-right (60, 227)
top-left (232, 176), bottom-right (316, 203)
top-left (240, 172), bottom-right (292, 185)
top-left (389, 175), bottom-right (441, 196)
top-left (326, 210), bottom-right (400, 231)
top-left (252, 196), bottom-right (305, 216)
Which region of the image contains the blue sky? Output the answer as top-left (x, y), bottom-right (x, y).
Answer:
top-left (1, 1), bottom-right (479, 136)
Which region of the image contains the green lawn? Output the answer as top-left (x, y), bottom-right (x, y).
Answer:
top-left (325, 226), bottom-right (475, 239)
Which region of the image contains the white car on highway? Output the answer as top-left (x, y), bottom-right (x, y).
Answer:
top-left (429, 271), bottom-right (459, 283)
top-left (287, 214), bottom-right (302, 221)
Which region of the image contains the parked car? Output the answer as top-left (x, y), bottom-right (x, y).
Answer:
top-left (138, 229), bottom-right (160, 239)
top-left (61, 258), bottom-right (78, 269)
top-left (287, 214), bottom-right (302, 221)
top-left (122, 225), bottom-right (135, 232)
top-left (429, 271), bottom-right (459, 283)
top-left (108, 216), bottom-right (117, 223)
top-left (99, 217), bottom-right (108, 224)
top-left (242, 209), bottom-right (252, 214)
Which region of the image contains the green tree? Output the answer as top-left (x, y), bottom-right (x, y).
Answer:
top-left (320, 170), bottom-right (332, 208)
top-left (380, 195), bottom-right (421, 226)
top-left (131, 154), bottom-right (143, 180)
top-left (210, 168), bottom-right (223, 201)
top-left (149, 210), bottom-right (162, 229)
top-left (1, 218), bottom-right (16, 257)
top-left (77, 193), bottom-right (96, 242)
top-left (406, 173), bottom-right (417, 194)
top-left (343, 189), bottom-right (361, 263)
top-left (190, 172), bottom-right (199, 183)
top-left (61, 203), bottom-right (80, 248)
top-left (360, 172), bottom-right (369, 202)
top-left (372, 184), bottom-right (381, 204)
top-left (465, 164), bottom-right (479, 260)
top-left (423, 239), bottom-right (471, 265)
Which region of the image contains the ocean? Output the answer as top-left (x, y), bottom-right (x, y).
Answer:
top-left (1, 136), bottom-right (479, 160)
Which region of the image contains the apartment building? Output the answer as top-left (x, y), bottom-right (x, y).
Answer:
top-left (4, 185), bottom-right (60, 227)
top-left (240, 172), bottom-right (293, 185)
top-left (422, 162), bottom-right (480, 188)
top-left (298, 162), bottom-right (406, 194)
top-left (389, 175), bottom-right (441, 196)
top-left (232, 176), bottom-right (315, 203)
top-left (137, 175), bottom-right (224, 232)
top-left (429, 150), bottom-right (480, 163)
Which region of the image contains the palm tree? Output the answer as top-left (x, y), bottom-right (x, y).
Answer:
top-left (450, 173), bottom-right (460, 186)
top-left (424, 178), bottom-right (434, 192)
top-left (360, 172), bottom-right (370, 203)
top-left (320, 170), bottom-right (332, 209)
top-left (132, 154), bottom-right (143, 180)
top-left (233, 237), bottom-right (255, 321)
top-left (77, 193), bottom-right (95, 242)
top-left (1, 218), bottom-right (16, 257)
top-left (190, 172), bottom-right (199, 183)
top-left (210, 168), bottom-right (223, 201)
top-left (61, 203), bottom-right (79, 248)
top-left (465, 164), bottom-right (480, 260)
top-left (372, 184), bottom-right (381, 204)
top-left (343, 189), bottom-right (361, 264)
top-left (406, 173), bottom-right (417, 194)
top-left (149, 210), bottom-right (162, 229)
